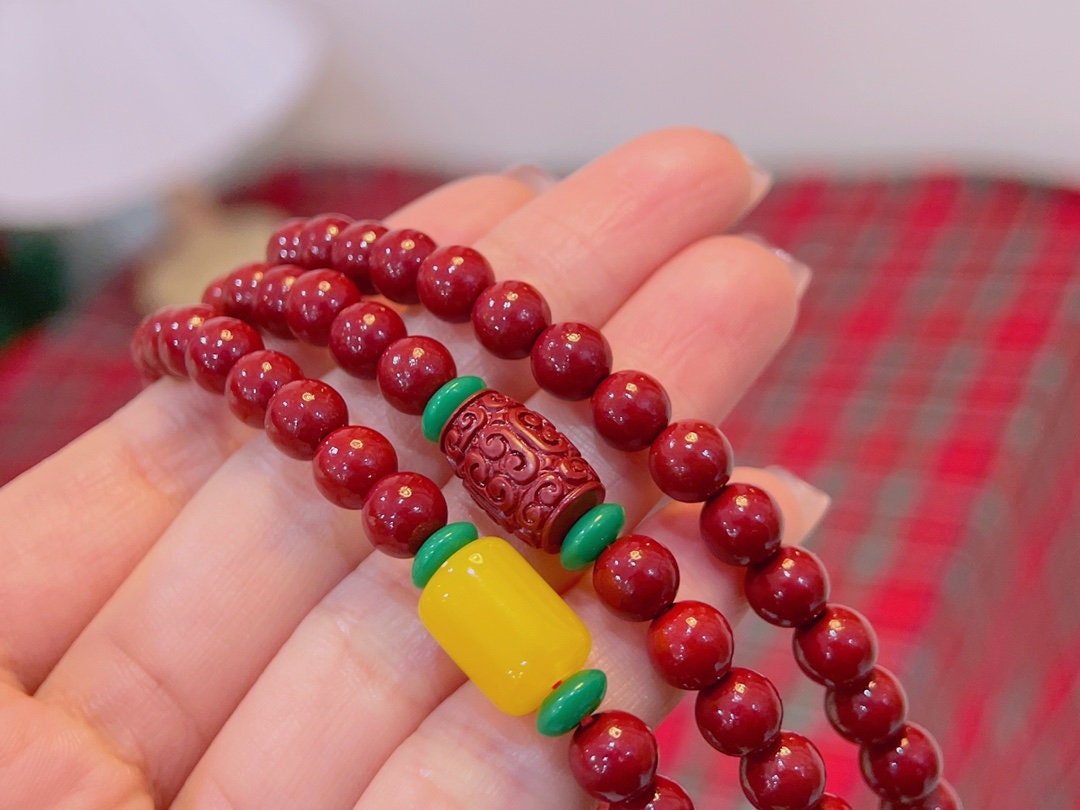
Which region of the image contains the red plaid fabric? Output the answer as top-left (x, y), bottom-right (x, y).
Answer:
top-left (2, 170), bottom-right (1077, 809)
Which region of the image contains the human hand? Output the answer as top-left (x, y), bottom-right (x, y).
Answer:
top-left (0, 128), bottom-right (818, 809)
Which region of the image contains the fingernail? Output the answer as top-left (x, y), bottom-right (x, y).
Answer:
top-left (744, 156), bottom-right (773, 212)
top-left (764, 465), bottom-right (831, 537)
top-left (740, 232), bottom-right (813, 299)
top-left (501, 164), bottom-right (557, 192)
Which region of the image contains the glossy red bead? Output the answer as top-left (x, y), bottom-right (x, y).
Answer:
top-left (253, 264), bottom-right (302, 339)
top-left (156, 304), bottom-right (216, 377)
top-left (361, 471), bottom-right (448, 557)
top-left (266, 217), bottom-right (307, 266)
top-left (328, 301), bottom-right (408, 379)
top-left (220, 262), bottom-right (268, 322)
top-left (695, 667), bottom-right (783, 756)
top-left (264, 379), bottom-right (349, 460)
top-left (648, 421), bottom-right (733, 503)
top-left (740, 731), bottom-right (826, 810)
top-left (184, 316), bottom-right (264, 393)
top-left (416, 245), bottom-right (496, 322)
top-left (224, 349), bottom-right (303, 428)
top-left (591, 370), bottom-right (671, 452)
top-left (369, 227), bottom-right (437, 304)
top-left (471, 280), bottom-right (552, 359)
top-left (793, 604), bottom-right (878, 687)
top-left (880, 780), bottom-right (961, 810)
top-left (330, 219), bottom-right (387, 294)
top-left (296, 213), bottom-right (352, 270)
top-left (609, 775), bottom-right (693, 810)
top-left (131, 311), bottom-right (167, 381)
top-left (284, 269), bottom-right (362, 345)
top-left (376, 335), bottom-right (457, 414)
top-left (569, 711), bottom-right (659, 803)
top-left (699, 483), bottom-right (782, 566)
top-left (312, 425), bottom-right (398, 509)
top-left (531, 322), bottom-right (612, 401)
top-left (811, 794), bottom-right (853, 810)
top-left (860, 723), bottom-right (943, 803)
top-left (745, 546), bottom-right (830, 627)
top-left (592, 535), bottom-right (679, 622)
top-left (200, 275), bottom-right (228, 313)
top-left (825, 665), bottom-right (908, 744)
top-left (647, 600), bottom-right (733, 690)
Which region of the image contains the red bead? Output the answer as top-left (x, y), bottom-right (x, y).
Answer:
top-left (471, 280), bottom-right (551, 359)
top-left (266, 217), bottom-right (306, 266)
top-left (376, 335), bottom-right (457, 414)
top-left (284, 269), bottom-right (362, 345)
top-left (592, 535), bottom-right (679, 622)
top-left (825, 666), bottom-right (907, 744)
top-left (369, 228), bottom-right (437, 304)
top-left (312, 426), bottom-right (398, 509)
top-left (531, 322), bottom-right (612, 401)
top-left (416, 245), bottom-right (496, 322)
top-left (745, 546), bottom-right (829, 627)
top-left (648, 421), bottom-right (733, 503)
top-left (328, 301), bottom-right (407, 379)
top-left (185, 316), bottom-right (264, 393)
top-left (591, 371), bottom-right (671, 452)
top-left (695, 667), bottom-right (783, 756)
top-left (569, 711), bottom-right (658, 803)
top-left (609, 775), bottom-right (693, 809)
top-left (740, 731), bottom-right (826, 810)
top-left (793, 604), bottom-right (878, 687)
top-left (860, 723), bottom-right (943, 803)
top-left (224, 350), bottom-right (303, 428)
top-left (131, 311), bottom-right (167, 381)
top-left (699, 483), bottom-right (782, 566)
top-left (264, 379), bottom-right (349, 460)
top-left (156, 304), bottom-right (216, 377)
top-left (200, 275), bottom-right (228, 313)
top-left (220, 262), bottom-right (268, 322)
top-left (296, 213), bottom-right (352, 270)
top-left (361, 471), bottom-right (447, 557)
top-left (647, 600), bottom-right (733, 690)
top-left (330, 220), bottom-right (387, 294)
top-left (880, 780), bottom-right (961, 810)
top-left (811, 795), bottom-right (853, 810)
top-left (253, 265), bottom-right (302, 339)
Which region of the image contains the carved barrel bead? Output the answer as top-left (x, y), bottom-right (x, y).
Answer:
top-left (440, 390), bottom-right (605, 552)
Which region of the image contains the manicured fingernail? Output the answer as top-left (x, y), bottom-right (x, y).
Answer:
top-left (764, 465), bottom-right (831, 537)
top-left (744, 156), bottom-right (773, 212)
top-left (740, 232), bottom-right (813, 299)
top-left (501, 164), bottom-right (557, 192)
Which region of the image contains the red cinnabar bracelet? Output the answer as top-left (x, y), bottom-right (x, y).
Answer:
top-left (130, 212), bottom-right (962, 810)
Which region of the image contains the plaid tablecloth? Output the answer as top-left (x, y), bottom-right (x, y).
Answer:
top-left (2, 169), bottom-right (1077, 809)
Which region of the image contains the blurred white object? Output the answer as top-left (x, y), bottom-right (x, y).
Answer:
top-left (0, 0), bottom-right (318, 227)
top-left (272, 0), bottom-right (1079, 183)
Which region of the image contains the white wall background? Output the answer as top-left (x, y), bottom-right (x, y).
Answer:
top-left (274, 0), bottom-right (1080, 179)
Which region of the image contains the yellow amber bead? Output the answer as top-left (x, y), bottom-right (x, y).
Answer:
top-left (418, 535), bottom-right (591, 715)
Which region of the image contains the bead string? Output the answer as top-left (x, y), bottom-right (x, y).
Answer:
top-left (131, 213), bottom-right (961, 810)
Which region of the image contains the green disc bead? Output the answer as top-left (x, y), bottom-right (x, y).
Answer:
top-left (560, 503), bottom-right (626, 571)
top-left (421, 375), bottom-right (487, 442)
top-left (537, 669), bottom-right (608, 737)
top-left (411, 522), bottom-right (480, 588)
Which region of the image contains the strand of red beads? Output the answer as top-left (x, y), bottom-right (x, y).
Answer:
top-left (129, 210), bottom-right (960, 810)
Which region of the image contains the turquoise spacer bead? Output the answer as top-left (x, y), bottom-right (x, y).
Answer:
top-left (421, 375), bottom-right (487, 442)
top-left (536, 669), bottom-right (608, 736)
top-left (411, 522), bottom-right (480, 588)
top-left (560, 503), bottom-right (626, 571)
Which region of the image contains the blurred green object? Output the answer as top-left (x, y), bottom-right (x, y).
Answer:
top-left (0, 232), bottom-right (67, 346)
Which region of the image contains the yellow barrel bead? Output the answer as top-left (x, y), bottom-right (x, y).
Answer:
top-left (418, 536), bottom-right (591, 715)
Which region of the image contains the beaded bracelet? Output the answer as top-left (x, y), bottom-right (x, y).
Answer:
top-left (131, 213), bottom-right (962, 810)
